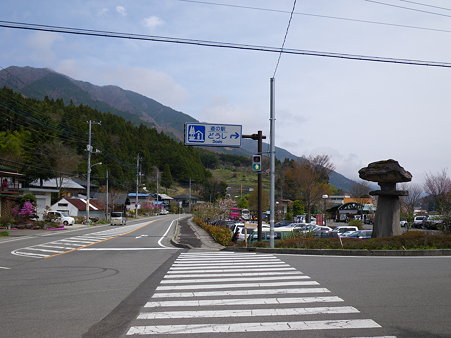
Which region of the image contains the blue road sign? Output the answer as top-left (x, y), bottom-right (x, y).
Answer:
top-left (184, 123), bottom-right (242, 147)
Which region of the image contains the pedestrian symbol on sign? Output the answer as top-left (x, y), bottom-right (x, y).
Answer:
top-left (187, 125), bottom-right (205, 143)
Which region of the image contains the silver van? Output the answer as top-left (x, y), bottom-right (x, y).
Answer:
top-left (110, 212), bottom-right (127, 226)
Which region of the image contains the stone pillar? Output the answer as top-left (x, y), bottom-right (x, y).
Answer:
top-left (359, 160), bottom-right (412, 238)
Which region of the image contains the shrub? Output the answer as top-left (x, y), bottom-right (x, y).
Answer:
top-left (261, 231), bottom-right (451, 250)
top-left (193, 217), bottom-right (232, 246)
top-left (348, 219), bottom-right (363, 229)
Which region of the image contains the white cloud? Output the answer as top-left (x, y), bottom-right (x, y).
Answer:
top-left (26, 32), bottom-right (63, 64)
top-left (198, 98), bottom-right (266, 134)
top-left (55, 62), bottom-right (188, 109)
top-left (97, 8), bottom-right (109, 16)
top-left (143, 16), bottom-right (164, 30)
top-left (116, 6), bottom-right (127, 16)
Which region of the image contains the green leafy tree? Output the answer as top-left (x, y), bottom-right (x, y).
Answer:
top-left (160, 164), bottom-right (173, 190)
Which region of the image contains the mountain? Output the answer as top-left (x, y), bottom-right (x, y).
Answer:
top-left (0, 65), bottom-right (357, 191)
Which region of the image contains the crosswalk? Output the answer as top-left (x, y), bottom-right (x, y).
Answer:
top-left (11, 223), bottom-right (148, 258)
top-left (126, 251), bottom-right (393, 337)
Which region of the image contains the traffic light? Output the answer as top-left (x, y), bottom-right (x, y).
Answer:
top-left (252, 155), bottom-right (262, 172)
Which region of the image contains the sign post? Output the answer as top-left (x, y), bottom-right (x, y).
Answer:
top-left (185, 123), bottom-right (242, 147)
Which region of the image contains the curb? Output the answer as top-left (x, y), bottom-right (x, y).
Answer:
top-left (170, 216), bottom-right (193, 249)
top-left (223, 247), bottom-right (451, 256)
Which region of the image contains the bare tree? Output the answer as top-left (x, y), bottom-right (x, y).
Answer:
top-left (400, 183), bottom-right (423, 228)
top-left (349, 181), bottom-right (372, 198)
top-left (283, 155), bottom-right (334, 222)
top-left (43, 141), bottom-right (81, 196)
top-left (424, 169), bottom-right (451, 216)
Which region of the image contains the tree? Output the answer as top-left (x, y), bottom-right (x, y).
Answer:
top-left (424, 169), bottom-right (451, 218)
top-left (43, 141), bottom-right (81, 196)
top-left (160, 164), bottom-right (173, 191)
top-left (283, 155), bottom-right (335, 222)
top-left (349, 181), bottom-right (372, 198)
top-left (247, 185), bottom-right (269, 216)
top-left (292, 200), bottom-right (305, 216)
top-left (400, 183), bottom-right (423, 229)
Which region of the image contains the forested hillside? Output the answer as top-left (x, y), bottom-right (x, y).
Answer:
top-left (0, 87), bottom-right (210, 190)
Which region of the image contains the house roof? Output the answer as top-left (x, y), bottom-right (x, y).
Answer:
top-left (157, 193), bottom-right (173, 200)
top-left (31, 178), bottom-right (84, 189)
top-left (64, 198), bottom-right (106, 211)
top-left (173, 194), bottom-right (199, 200)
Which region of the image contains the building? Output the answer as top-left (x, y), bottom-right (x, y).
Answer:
top-left (50, 198), bottom-right (106, 221)
top-left (0, 166), bottom-right (24, 218)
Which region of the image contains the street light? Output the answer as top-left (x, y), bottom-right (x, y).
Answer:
top-left (322, 194), bottom-right (329, 226)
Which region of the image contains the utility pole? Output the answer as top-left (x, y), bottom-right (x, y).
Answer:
top-left (106, 169), bottom-right (109, 220)
top-left (86, 120), bottom-right (101, 224)
top-left (135, 155), bottom-right (141, 218)
top-left (242, 131), bottom-right (266, 241)
top-left (189, 178), bottom-right (192, 213)
top-left (269, 78), bottom-right (276, 248)
top-left (156, 168), bottom-right (159, 209)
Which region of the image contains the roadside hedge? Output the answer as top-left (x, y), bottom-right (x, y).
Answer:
top-left (193, 217), bottom-right (232, 246)
top-left (254, 231), bottom-right (451, 250)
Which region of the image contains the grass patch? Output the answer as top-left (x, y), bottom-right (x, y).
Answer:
top-left (0, 231), bottom-right (9, 237)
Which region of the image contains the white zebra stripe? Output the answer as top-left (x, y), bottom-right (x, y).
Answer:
top-left (126, 319), bottom-right (381, 335)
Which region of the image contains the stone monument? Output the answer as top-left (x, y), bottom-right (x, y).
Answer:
top-left (358, 159), bottom-right (412, 238)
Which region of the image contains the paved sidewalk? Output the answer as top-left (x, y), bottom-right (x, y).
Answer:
top-left (172, 216), bottom-right (224, 250)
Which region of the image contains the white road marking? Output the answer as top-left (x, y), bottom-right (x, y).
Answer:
top-left (0, 266), bottom-right (11, 269)
top-left (166, 267), bottom-right (296, 273)
top-left (36, 244), bottom-right (74, 250)
top-left (135, 235), bottom-right (149, 239)
top-left (152, 287), bottom-right (330, 298)
top-left (163, 271), bottom-right (303, 278)
top-left (22, 247), bottom-right (63, 253)
top-left (138, 306), bottom-right (359, 319)
top-left (157, 219), bottom-right (177, 248)
top-left (145, 296), bottom-right (344, 308)
top-left (174, 257), bottom-right (277, 262)
top-left (169, 263), bottom-right (290, 270)
top-left (126, 319), bottom-right (381, 335)
top-left (10, 222), bottom-right (159, 258)
top-left (79, 247), bottom-right (179, 251)
top-left (172, 261), bottom-right (282, 266)
top-left (160, 275), bottom-right (310, 284)
top-left (156, 281), bottom-right (318, 291)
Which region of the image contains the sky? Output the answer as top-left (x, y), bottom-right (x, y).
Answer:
top-left (1, 0), bottom-right (450, 185)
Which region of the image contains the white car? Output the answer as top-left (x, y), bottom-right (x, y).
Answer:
top-left (312, 225), bottom-right (333, 232)
top-left (332, 226), bottom-right (359, 236)
top-left (45, 211), bottom-right (75, 226)
top-left (110, 212), bottom-right (127, 226)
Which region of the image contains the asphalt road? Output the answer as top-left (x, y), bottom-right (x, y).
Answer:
top-left (0, 215), bottom-right (183, 338)
top-left (1, 217), bottom-right (450, 338)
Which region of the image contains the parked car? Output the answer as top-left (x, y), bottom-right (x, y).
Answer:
top-left (248, 229), bottom-right (293, 242)
top-left (314, 231), bottom-right (339, 238)
top-left (400, 220), bottom-right (408, 227)
top-left (45, 211), bottom-right (75, 226)
top-left (232, 225), bottom-right (253, 242)
top-left (413, 216), bottom-right (428, 228)
top-left (332, 226), bottom-right (359, 236)
top-left (312, 226), bottom-right (333, 232)
top-left (110, 212), bottom-right (127, 226)
top-left (159, 209), bottom-right (169, 215)
top-left (347, 230), bottom-right (373, 239)
top-left (274, 220), bottom-right (293, 228)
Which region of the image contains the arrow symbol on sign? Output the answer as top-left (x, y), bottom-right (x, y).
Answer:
top-left (230, 132), bottom-right (239, 139)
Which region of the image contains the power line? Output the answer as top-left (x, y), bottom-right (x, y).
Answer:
top-left (175, 0), bottom-right (451, 34)
top-left (398, 0), bottom-right (451, 12)
top-left (364, 0), bottom-right (451, 18)
top-left (273, 0), bottom-right (297, 78)
top-left (1, 21), bottom-right (451, 68)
